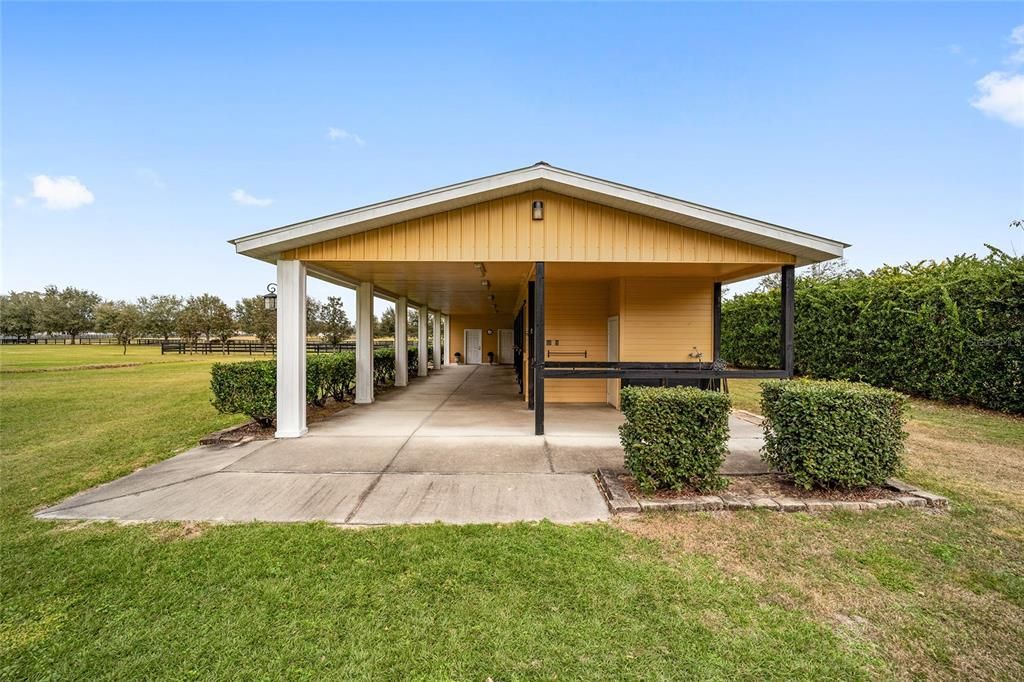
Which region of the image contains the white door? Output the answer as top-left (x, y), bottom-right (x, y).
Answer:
top-left (464, 329), bottom-right (483, 364)
top-left (498, 329), bottom-right (514, 364)
top-left (607, 316), bottom-right (620, 406)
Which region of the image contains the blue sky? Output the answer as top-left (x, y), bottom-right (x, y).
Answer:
top-left (3, 2), bottom-right (1022, 313)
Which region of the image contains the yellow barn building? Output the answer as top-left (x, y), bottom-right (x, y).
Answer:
top-left (231, 163), bottom-right (847, 437)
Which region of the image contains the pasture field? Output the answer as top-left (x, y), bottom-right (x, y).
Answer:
top-left (1, 346), bottom-right (1022, 679)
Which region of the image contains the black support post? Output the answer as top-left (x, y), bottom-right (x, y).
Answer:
top-left (534, 262), bottom-right (545, 436)
top-left (527, 280), bottom-right (535, 410)
top-left (712, 282), bottom-right (722, 362)
top-left (780, 264), bottom-right (795, 376)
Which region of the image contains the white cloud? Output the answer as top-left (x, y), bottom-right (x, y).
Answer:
top-left (136, 167), bottom-right (166, 189)
top-left (1010, 24), bottom-right (1024, 64)
top-left (12, 196), bottom-right (27, 207)
top-left (231, 188), bottom-right (273, 207)
top-left (327, 127), bottom-right (365, 145)
top-left (948, 44), bottom-right (963, 56)
top-left (30, 175), bottom-right (95, 210)
top-left (971, 71), bottom-right (1024, 127)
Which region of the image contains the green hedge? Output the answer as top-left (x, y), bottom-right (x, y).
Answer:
top-left (760, 380), bottom-right (908, 489)
top-left (619, 386), bottom-right (732, 493)
top-left (213, 349), bottom-right (414, 423)
top-left (307, 352), bottom-right (355, 406)
top-left (721, 248), bottom-right (1023, 414)
top-left (211, 361), bottom-right (276, 426)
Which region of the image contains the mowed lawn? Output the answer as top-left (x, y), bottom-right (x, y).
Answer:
top-left (1, 348), bottom-right (1022, 679)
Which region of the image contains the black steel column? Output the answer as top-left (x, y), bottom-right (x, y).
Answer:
top-left (712, 282), bottom-right (722, 362)
top-left (527, 281), bottom-right (535, 409)
top-left (534, 262), bottom-right (545, 435)
top-left (780, 265), bottom-right (795, 376)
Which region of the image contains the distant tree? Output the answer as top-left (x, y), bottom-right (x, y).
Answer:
top-left (408, 308), bottom-right (420, 342)
top-left (306, 296), bottom-right (322, 338)
top-left (316, 296), bottom-right (353, 344)
top-left (376, 306), bottom-right (396, 339)
top-left (139, 295), bottom-right (183, 340)
top-left (0, 291), bottom-right (42, 340)
top-left (39, 285), bottom-right (102, 343)
top-left (96, 300), bottom-right (144, 355)
top-left (235, 296), bottom-right (276, 344)
top-left (177, 294), bottom-right (234, 345)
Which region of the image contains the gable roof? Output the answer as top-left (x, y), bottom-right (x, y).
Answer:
top-left (230, 162), bottom-right (848, 265)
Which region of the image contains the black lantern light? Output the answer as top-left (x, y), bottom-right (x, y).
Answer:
top-left (263, 283), bottom-right (278, 311)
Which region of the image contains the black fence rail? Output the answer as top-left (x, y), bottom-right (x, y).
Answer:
top-left (160, 341), bottom-right (396, 355)
top-left (1, 337), bottom-right (165, 345)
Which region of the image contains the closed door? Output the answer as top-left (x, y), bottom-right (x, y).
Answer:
top-left (464, 329), bottom-right (483, 364)
top-left (607, 316), bottom-right (620, 406)
top-left (498, 329), bottom-right (514, 364)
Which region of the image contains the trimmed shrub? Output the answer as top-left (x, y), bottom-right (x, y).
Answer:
top-left (760, 379), bottom-right (908, 489)
top-left (619, 386), bottom-right (732, 493)
top-left (212, 352), bottom-right (357, 423)
top-left (373, 348), bottom-right (396, 385)
top-left (721, 248), bottom-right (1023, 414)
top-left (211, 361), bottom-right (276, 426)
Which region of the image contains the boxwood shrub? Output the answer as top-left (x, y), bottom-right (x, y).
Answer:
top-left (307, 352), bottom-right (356, 406)
top-left (374, 348), bottom-right (396, 385)
top-left (212, 352), bottom-right (358, 423)
top-left (619, 386), bottom-right (732, 493)
top-left (211, 361), bottom-right (276, 426)
top-left (760, 379), bottom-right (908, 489)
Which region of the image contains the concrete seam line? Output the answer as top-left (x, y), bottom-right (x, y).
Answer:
top-left (342, 365), bottom-right (479, 523)
top-left (542, 437), bottom-right (556, 473)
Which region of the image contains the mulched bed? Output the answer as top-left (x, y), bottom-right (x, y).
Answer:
top-left (201, 394), bottom-right (363, 444)
top-left (619, 472), bottom-right (901, 502)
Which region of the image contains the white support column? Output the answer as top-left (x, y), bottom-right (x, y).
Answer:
top-left (444, 314), bottom-right (450, 365)
top-left (417, 304), bottom-right (428, 377)
top-left (395, 296), bottom-right (408, 387)
top-left (432, 310), bottom-right (442, 370)
top-left (275, 260), bottom-right (307, 438)
top-left (355, 281), bottom-right (374, 404)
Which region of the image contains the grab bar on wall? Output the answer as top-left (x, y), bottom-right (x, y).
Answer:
top-left (547, 350), bottom-right (587, 358)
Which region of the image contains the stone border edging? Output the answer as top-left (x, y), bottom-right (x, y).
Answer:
top-left (596, 469), bottom-right (949, 514)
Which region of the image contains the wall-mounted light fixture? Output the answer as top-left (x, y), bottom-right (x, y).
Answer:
top-left (263, 283), bottom-right (278, 311)
top-left (532, 200), bottom-right (544, 221)
top-left (481, 279), bottom-right (490, 289)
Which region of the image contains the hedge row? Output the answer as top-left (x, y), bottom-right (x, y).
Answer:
top-left (760, 380), bottom-right (908, 489)
top-left (619, 386), bottom-right (732, 493)
top-left (721, 248), bottom-right (1023, 413)
top-left (211, 348), bottom-right (418, 424)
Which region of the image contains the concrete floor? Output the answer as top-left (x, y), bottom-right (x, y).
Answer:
top-left (37, 364), bottom-right (767, 525)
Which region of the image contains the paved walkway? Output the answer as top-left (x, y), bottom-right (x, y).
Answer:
top-left (37, 364), bottom-right (766, 525)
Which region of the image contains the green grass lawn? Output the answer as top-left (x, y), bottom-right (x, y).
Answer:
top-left (2, 347), bottom-right (1022, 679)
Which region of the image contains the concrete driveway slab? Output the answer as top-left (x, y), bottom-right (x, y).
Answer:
top-left (38, 472), bottom-right (378, 523)
top-left (349, 473), bottom-right (609, 524)
top-left (40, 440), bottom-right (268, 513)
top-left (389, 436), bottom-right (549, 473)
top-left (38, 364), bottom-right (773, 525)
top-left (546, 436), bottom-right (624, 472)
top-left (226, 436), bottom-right (406, 473)
top-left (309, 410), bottom-right (432, 436)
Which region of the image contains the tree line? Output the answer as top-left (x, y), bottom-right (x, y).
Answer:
top-left (0, 286), bottom-right (421, 353)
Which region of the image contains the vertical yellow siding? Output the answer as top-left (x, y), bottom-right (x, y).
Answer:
top-left (281, 190), bottom-right (797, 265)
top-left (544, 280), bottom-right (609, 403)
top-left (619, 278), bottom-right (714, 362)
